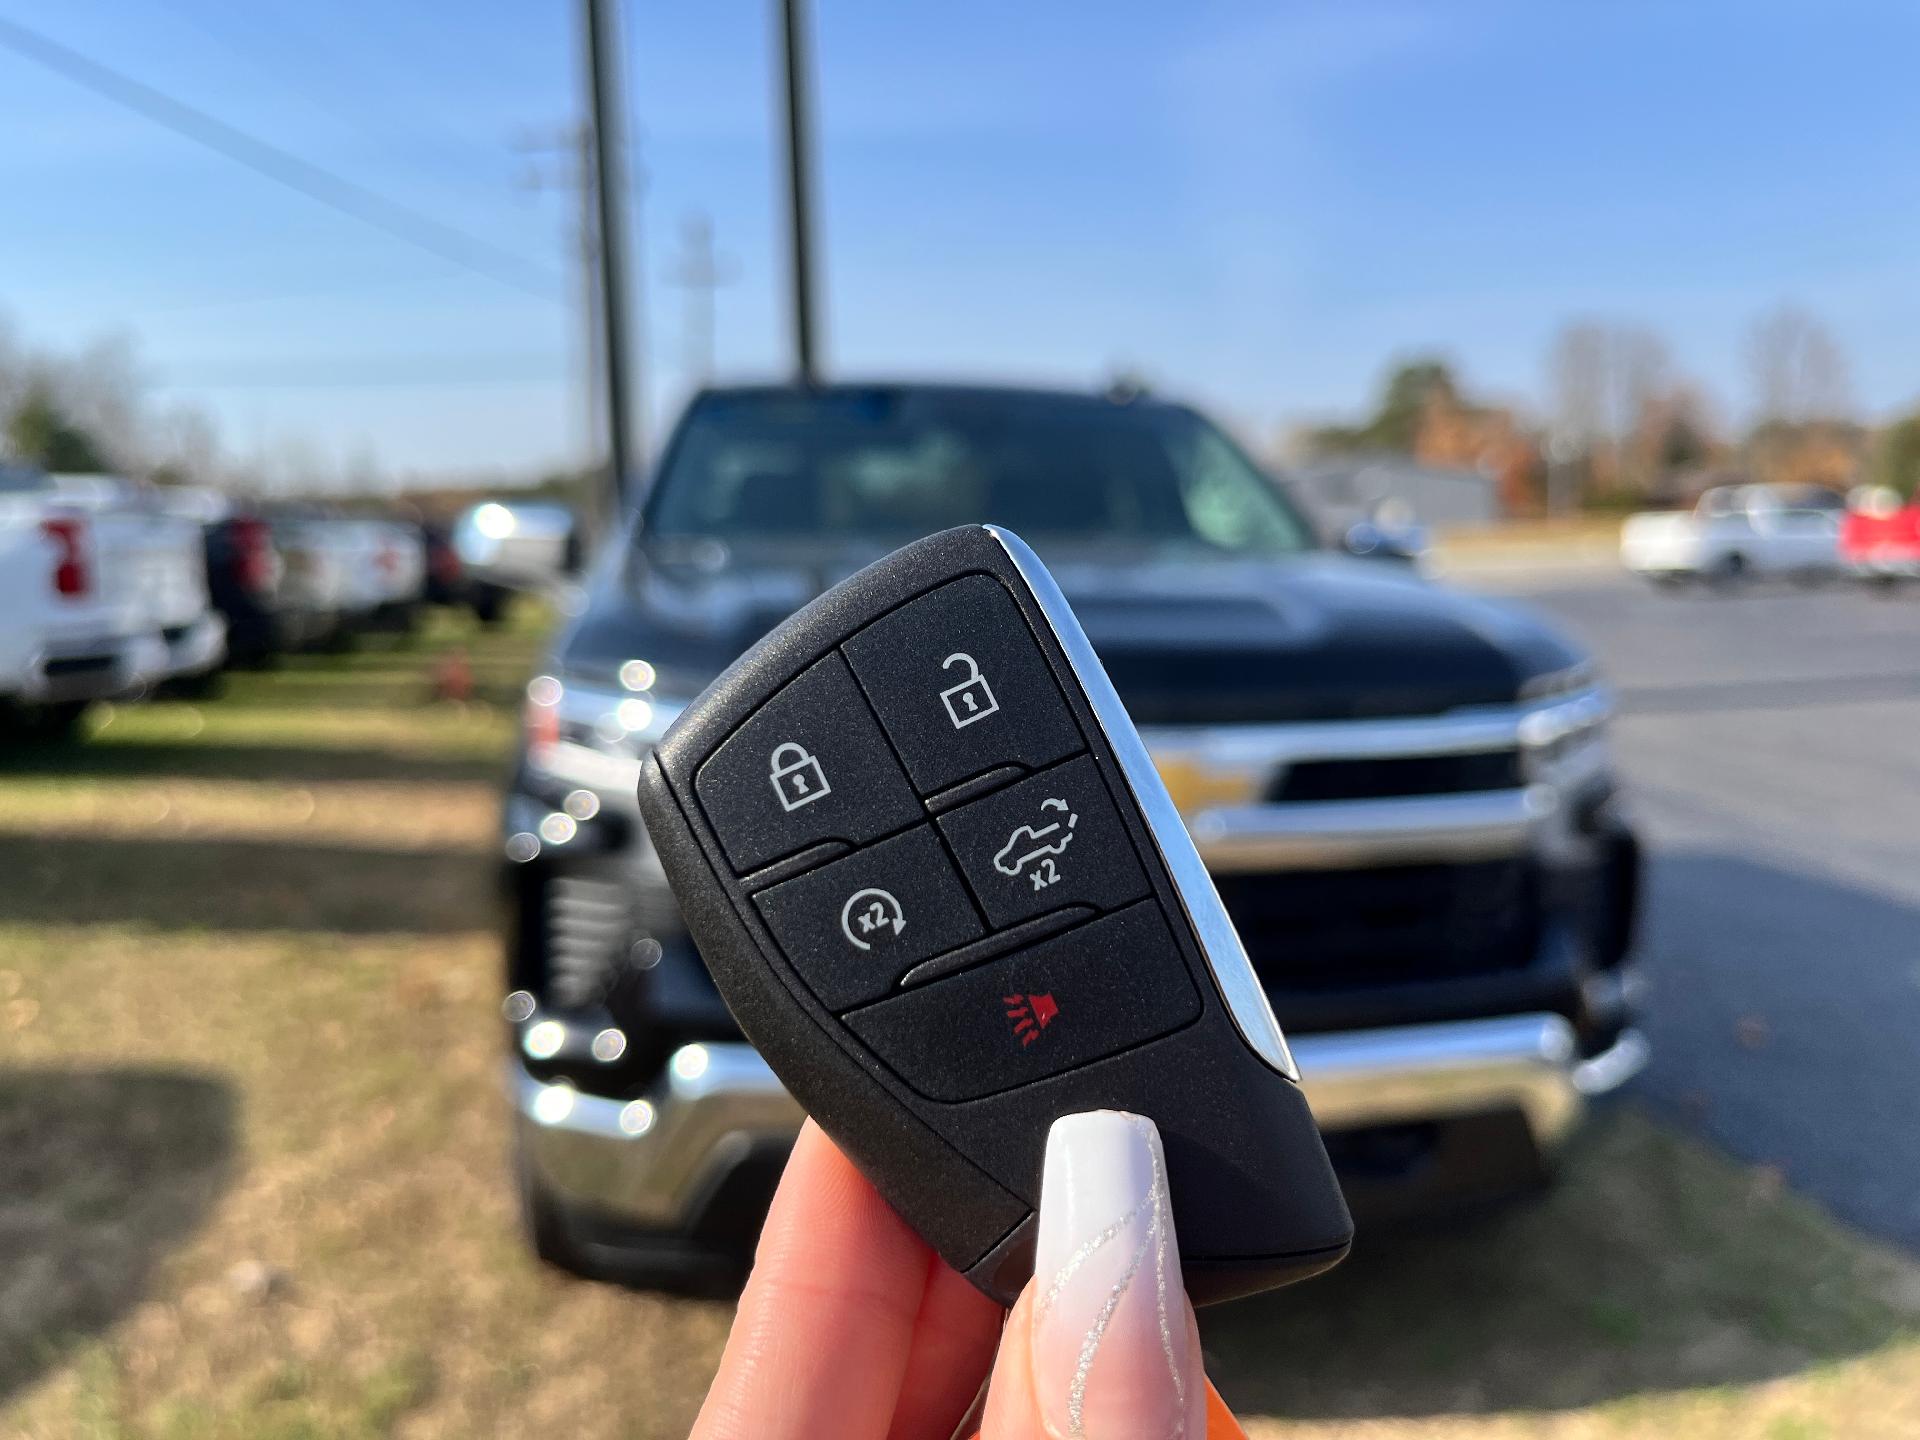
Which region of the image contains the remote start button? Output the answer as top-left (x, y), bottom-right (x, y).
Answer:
top-left (754, 827), bottom-right (985, 1011)
top-left (843, 574), bottom-right (1083, 795)
top-left (843, 900), bottom-right (1200, 1102)
top-left (938, 755), bottom-right (1151, 928)
top-left (694, 653), bottom-right (921, 873)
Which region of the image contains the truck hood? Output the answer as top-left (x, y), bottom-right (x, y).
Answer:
top-left (557, 542), bottom-right (1585, 725)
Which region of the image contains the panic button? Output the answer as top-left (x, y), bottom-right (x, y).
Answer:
top-left (843, 901), bottom-right (1201, 1102)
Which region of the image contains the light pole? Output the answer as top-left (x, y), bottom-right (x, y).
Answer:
top-left (583, 0), bottom-right (641, 510)
top-left (777, 0), bottom-right (820, 385)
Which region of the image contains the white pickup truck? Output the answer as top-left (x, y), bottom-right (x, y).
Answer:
top-left (1620, 483), bottom-right (1844, 585)
top-left (338, 516), bottom-right (426, 633)
top-left (0, 468), bottom-right (226, 736)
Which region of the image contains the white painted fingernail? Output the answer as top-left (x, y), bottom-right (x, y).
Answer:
top-left (1030, 1110), bottom-right (1197, 1440)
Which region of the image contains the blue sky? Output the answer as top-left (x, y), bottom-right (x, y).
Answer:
top-left (3, 1), bottom-right (1919, 479)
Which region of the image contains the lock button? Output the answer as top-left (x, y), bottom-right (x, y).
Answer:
top-left (844, 574), bottom-right (1083, 796)
top-left (694, 652), bottom-right (923, 874)
top-left (769, 741), bottom-right (831, 811)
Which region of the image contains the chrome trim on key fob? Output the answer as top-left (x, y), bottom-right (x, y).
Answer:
top-left (985, 525), bottom-right (1301, 1082)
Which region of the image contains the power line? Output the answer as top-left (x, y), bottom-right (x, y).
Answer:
top-left (153, 358), bottom-right (570, 389)
top-left (0, 14), bottom-right (563, 300)
top-left (147, 0), bottom-right (409, 155)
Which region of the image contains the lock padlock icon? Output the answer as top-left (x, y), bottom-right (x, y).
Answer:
top-left (939, 651), bottom-right (1000, 730)
top-left (768, 741), bottom-right (831, 812)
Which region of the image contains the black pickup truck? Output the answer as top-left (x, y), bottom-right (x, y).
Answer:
top-left (499, 383), bottom-right (1645, 1286)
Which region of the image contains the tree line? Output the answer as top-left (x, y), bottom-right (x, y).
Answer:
top-left (0, 325), bottom-right (225, 485)
top-left (1300, 304), bottom-right (1920, 513)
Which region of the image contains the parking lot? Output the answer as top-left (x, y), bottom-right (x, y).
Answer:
top-left (3, 579), bottom-right (1919, 1439)
top-left (1524, 574), bottom-right (1920, 1254)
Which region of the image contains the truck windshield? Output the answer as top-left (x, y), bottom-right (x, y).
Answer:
top-left (643, 389), bottom-right (1315, 556)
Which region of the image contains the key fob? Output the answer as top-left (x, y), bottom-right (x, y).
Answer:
top-left (637, 524), bottom-right (1352, 1304)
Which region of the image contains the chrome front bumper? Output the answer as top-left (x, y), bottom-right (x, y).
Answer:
top-left (513, 1014), bottom-right (1648, 1232)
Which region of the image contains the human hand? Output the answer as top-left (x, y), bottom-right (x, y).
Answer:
top-left (691, 1109), bottom-right (1243, 1440)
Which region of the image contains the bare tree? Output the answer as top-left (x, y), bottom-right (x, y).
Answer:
top-left (1548, 320), bottom-right (1722, 505)
top-left (1750, 305), bottom-right (1852, 427)
top-left (1547, 322), bottom-right (1608, 513)
top-left (150, 403), bottom-right (224, 486)
top-left (0, 322), bottom-right (231, 481)
top-left (343, 442), bottom-right (389, 496)
top-left (1610, 327), bottom-right (1670, 496)
top-left (1747, 305), bottom-right (1855, 485)
top-left (50, 333), bottom-right (148, 471)
top-left (0, 317), bottom-right (24, 426)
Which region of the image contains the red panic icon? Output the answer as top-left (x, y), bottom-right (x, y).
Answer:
top-left (1003, 992), bottom-right (1059, 1046)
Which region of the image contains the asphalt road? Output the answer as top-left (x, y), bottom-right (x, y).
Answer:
top-left (1511, 571), bottom-right (1920, 1253)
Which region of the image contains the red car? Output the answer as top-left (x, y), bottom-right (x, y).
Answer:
top-left (1842, 487), bottom-right (1920, 584)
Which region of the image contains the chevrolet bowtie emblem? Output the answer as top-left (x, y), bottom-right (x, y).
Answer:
top-left (1152, 755), bottom-right (1264, 815)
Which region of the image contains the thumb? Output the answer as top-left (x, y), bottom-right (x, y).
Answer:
top-left (976, 1110), bottom-right (1233, 1440)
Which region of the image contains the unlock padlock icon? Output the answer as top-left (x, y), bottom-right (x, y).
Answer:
top-left (939, 651), bottom-right (1000, 730)
top-left (769, 741), bottom-right (831, 812)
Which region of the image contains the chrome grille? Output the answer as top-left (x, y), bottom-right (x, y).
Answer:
top-left (544, 875), bottom-right (631, 1009)
top-left (1269, 748), bottom-right (1524, 803)
top-left (1214, 859), bottom-right (1538, 992)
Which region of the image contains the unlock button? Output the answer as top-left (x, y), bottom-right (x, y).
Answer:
top-left (845, 575), bottom-right (1083, 795)
top-left (939, 652), bottom-right (999, 729)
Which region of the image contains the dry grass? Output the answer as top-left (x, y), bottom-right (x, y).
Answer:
top-left (1432, 517), bottom-right (1625, 549)
top-left (2, 602), bottom-right (1917, 1439)
top-left (1429, 518), bottom-right (1624, 581)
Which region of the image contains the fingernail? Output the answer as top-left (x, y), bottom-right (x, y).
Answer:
top-left (1030, 1110), bottom-right (1197, 1440)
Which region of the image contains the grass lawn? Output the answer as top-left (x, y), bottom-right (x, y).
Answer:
top-left (2, 603), bottom-right (1917, 1439)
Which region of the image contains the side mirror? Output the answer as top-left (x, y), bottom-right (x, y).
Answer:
top-left (1342, 519), bottom-right (1427, 564)
top-left (453, 501), bottom-right (579, 591)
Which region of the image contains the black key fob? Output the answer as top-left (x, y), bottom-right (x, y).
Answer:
top-left (637, 524), bottom-right (1351, 1304)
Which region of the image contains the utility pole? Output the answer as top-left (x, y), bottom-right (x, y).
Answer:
top-left (582, 0), bottom-right (641, 511)
top-left (666, 212), bottom-right (737, 386)
top-left (777, 0), bottom-right (820, 385)
top-left (515, 123), bottom-right (605, 469)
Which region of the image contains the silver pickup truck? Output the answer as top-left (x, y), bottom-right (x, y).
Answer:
top-left (498, 384), bottom-right (1646, 1286)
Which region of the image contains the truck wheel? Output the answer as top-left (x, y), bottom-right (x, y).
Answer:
top-left (165, 669), bottom-right (227, 701)
top-left (472, 584), bottom-right (509, 628)
top-left (1709, 553), bottom-right (1749, 588)
top-left (513, 1136), bottom-right (594, 1277)
top-left (5, 700), bottom-right (89, 742)
top-left (510, 1128), bottom-right (757, 1293)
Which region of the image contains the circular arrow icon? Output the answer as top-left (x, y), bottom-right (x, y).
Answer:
top-left (840, 887), bottom-right (906, 950)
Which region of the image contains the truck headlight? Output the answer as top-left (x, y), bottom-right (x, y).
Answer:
top-left (522, 671), bottom-right (690, 797)
top-left (1518, 683), bottom-right (1612, 779)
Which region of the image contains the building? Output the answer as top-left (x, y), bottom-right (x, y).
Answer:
top-left (1287, 454), bottom-right (1499, 539)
